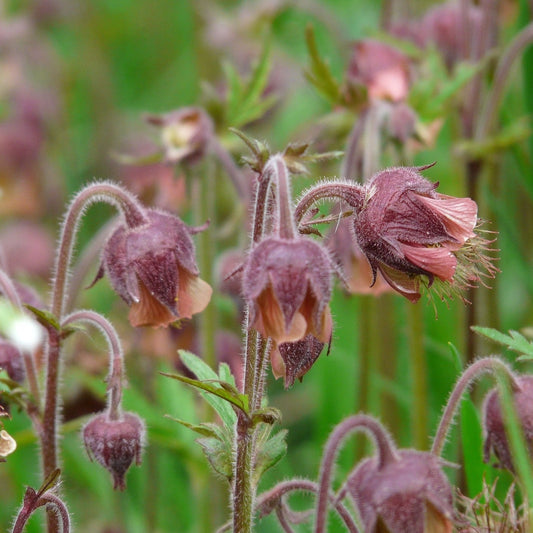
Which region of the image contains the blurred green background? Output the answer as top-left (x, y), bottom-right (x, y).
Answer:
top-left (1, 0), bottom-right (533, 531)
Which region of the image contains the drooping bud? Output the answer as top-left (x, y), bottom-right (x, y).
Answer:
top-left (0, 338), bottom-right (25, 382)
top-left (94, 208), bottom-right (212, 327)
top-left (353, 166), bottom-right (497, 302)
top-left (242, 236), bottom-right (333, 345)
top-left (82, 411), bottom-right (145, 490)
top-left (347, 449), bottom-right (454, 532)
top-left (483, 375), bottom-right (533, 472)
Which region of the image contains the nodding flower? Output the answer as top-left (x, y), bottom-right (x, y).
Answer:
top-left (352, 166), bottom-right (497, 303)
top-left (94, 208), bottom-right (212, 327)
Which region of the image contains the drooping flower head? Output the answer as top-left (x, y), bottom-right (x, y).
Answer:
top-left (353, 165), bottom-right (497, 302)
top-left (242, 236), bottom-right (333, 346)
top-left (347, 448), bottom-right (454, 532)
top-left (94, 208), bottom-right (212, 327)
top-left (483, 375), bottom-right (533, 472)
top-left (83, 411), bottom-right (145, 490)
top-left (346, 39), bottom-right (411, 103)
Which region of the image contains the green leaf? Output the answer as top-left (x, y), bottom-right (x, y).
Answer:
top-left (251, 407), bottom-right (282, 427)
top-left (472, 326), bottom-right (533, 359)
top-left (37, 468), bottom-right (62, 497)
top-left (164, 417), bottom-right (220, 438)
top-left (24, 305), bottom-right (60, 332)
top-left (460, 398), bottom-right (490, 496)
top-left (197, 435), bottom-right (234, 480)
top-left (224, 40), bottom-right (276, 128)
top-left (253, 428), bottom-right (288, 484)
top-left (304, 25), bottom-right (340, 104)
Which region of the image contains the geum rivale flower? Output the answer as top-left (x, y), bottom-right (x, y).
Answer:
top-left (242, 236), bottom-right (333, 385)
top-left (353, 166), bottom-right (497, 302)
top-left (93, 208), bottom-right (212, 327)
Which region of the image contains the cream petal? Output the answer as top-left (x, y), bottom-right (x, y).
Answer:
top-left (178, 274), bottom-right (213, 319)
top-left (378, 263), bottom-right (421, 303)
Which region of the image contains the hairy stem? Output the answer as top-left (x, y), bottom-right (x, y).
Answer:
top-left (61, 309), bottom-right (124, 419)
top-left (315, 414), bottom-right (399, 533)
top-left (266, 155), bottom-right (296, 240)
top-left (431, 356), bottom-right (521, 457)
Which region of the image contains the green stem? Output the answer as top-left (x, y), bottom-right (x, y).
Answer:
top-left (407, 302), bottom-right (428, 450)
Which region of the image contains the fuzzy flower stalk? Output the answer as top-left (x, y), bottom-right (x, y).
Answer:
top-left (295, 164), bottom-right (498, 303)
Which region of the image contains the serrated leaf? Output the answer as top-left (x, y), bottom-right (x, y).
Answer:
top-left (197, 435), bottom-right (234, 480)
top-left (218, 362), bottom-right (236, 388)
top-left (472, 326), bottom-right (533, 359)
top-left (253, 429), bottom-right (288, 484)
top-left (304, 25), bottom-right (340, 104)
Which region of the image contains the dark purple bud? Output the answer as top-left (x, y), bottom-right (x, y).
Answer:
top-left (347, 449), bottom-right (454, 533)
top-left (96, 208), bottom-right (212, 328)
top-left (0, 338), bottom-right (25, 383)
top-left (242, 236), bottom-right (333, 345)
top-left (483, 375), bottom-right (533, 472)
top-left (83, 411), bottom-right (145, 490)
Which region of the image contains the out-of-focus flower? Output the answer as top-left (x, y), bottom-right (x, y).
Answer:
top-left (347, 448), bottom-right (454, 532)
top-left (0, 221), bottom-right (54, 278)
top-left (94, 209), bottom-right (212, 328)
top-left (83, 411), bottom-right (145, 490)
top-left (0, 429), bottom-right (17, 460)
top-left (330, 218), bottom-right (393, 296)
top-left (483, 375), bottom-right (533, 472)
top-left (346, 39), bottom-right (411, 103)
top-left (146, 107), bottom-right (214, 165)
top-left (0, 338), bottom-right (25, 382)
top-left (420, 2), bottom-right (484, 70)
top-left (242, 236), bottom-right (333, 345)
top-left (353, 166), bottom-right (497, 302)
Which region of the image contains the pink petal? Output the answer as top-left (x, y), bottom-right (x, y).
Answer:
top-left (401, 243), bottom-right (457, 281)
top-left (417, 194), bottom-right (477, 244)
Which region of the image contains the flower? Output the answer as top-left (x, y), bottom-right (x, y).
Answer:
top-left (353, 166), bottom-right (497, 302)
top-left (242, 236), bottom-right (333, 345)
top-left (145, 107), bottom-right (214, 165)
top-left (83, 411), bottom-right (145, 490)
top-left (346, 39), bottom-right (411, 102)
top-left (95, 208), bottom-right (212, 327)
top-left (483, 375), bottom-right (533, 472)
top-left (347, 449), bottom-right (454, 533)
top-left (0, 338), bottom-right (25, 383)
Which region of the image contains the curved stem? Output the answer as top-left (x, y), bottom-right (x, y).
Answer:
top-left (61, 309), bottom-right (124, 419)
top-left (294, 182), bottom-right (363, 227)
top-left (340, 112), bottom-right (366, 181)
top-left (256, 479), bottom-right (359, 533)
top-left (431, 356), bottom-right (521, 456)
top-left (51, 182), bottom-right (147, 319)
top-left (475, 22), bottom-right (533, 141)
top-left (315, 414), bottom-right (399, 533)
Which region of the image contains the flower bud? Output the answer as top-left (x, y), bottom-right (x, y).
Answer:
top-left (83, 411), bottom-right (145, 490)
top-left (242, 236), bottom-right (333, 345)
top-left (0, 338), bottom-right (25, 383)
top-left (347, 449), bottom-right (454, 532)
top-left (483, 375), bottom-right (533, 472)
top-left (353, 166), bottom-right (497, 302)
top-left (95, 208), bottom-right (212, 327)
